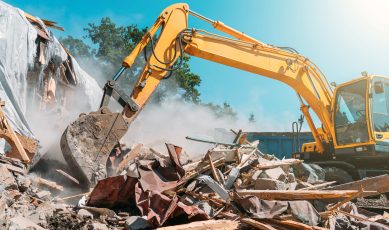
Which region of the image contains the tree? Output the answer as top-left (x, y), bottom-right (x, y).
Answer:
top-left (84, 18), bottom-right (147, 66)
top-left (61, 17), bottom-right (236, 117)
top-left (204, 102), bottom-right (238, 120)
top-left (60, 36), bottom-right (91, 58)
top-left (83, 17), bottom-right (201, 102)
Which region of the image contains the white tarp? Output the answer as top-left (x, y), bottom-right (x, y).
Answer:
top-left (0, 1), bottom-right (101, 143)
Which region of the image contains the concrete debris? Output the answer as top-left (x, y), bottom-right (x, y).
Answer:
top-left (260, 167), bottom-right (286, 181)
top-left (2, 129), bottom-right (389, 229)
top-left (124, 216), bottom-right (151, 230)
top-left (0, 163), bottom-right (18, 191)
top-left (292, 163), bottom-right (325, 184)
top-left (9, 216), bottom-right (45, 230)
top-left (254, 178), bottom-right (287, 190)
top-left (77, 208), bottom-right (94, 219)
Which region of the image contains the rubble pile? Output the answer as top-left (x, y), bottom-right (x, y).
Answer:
top-left (2, 133), bottom-right (389, 230)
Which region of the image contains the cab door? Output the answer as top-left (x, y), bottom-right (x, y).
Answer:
top-left (333, 78), bottom-right (374, 154)
top-left (371, 76), bottom-right (389, 153)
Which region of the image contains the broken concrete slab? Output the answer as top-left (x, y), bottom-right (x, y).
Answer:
top-left (292, 163), bottom-right (325, 184)
top-left (8, 216), bottom-right (45, 230)
top-left (255, 178), bottom-right (287, 190)
top-left (35, 190), bottom-right (51, 200)
top-left (0, 164), bottom-right (17, 191)
top-left (259, 167), bottom-right (286, 181)
top-left (77, 208), bottom-right (94, 219)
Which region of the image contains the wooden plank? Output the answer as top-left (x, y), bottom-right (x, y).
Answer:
top-left (176, 158), bottom-right (224, 188)
top-left (59, 192), bottom-right (90, 201)
top-left (157, 220), bottom-right (239, 230)
top-left (236, 189), bottom-right (376, 200)
top-left (55, 169), bottom-right (79, 185)
top-left (241, 218), bottom-right (277, 230)
top-left (264, 219), bottom-right (328, 230)
top-left (327, 189), bottom-right (363, 211)
top-left (207, 152), bottom-right (222, 184)
top-left (253, 159), bottom-right (303, 170)
top-left (325, 174), bottom-right (389, 198)
top-left (0, 102), bottom-right (30, 163)
top-left (115, 144), bottom-right (143, 174)
top-left (34, 177), bottom-right (63, 191)
top-left (23, 12), bottom-right (64, 31)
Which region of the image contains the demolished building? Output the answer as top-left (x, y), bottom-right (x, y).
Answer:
top-left (2, 2), bottom-right (389, 230)
top-left (0, 1), bottom-right (101, 163)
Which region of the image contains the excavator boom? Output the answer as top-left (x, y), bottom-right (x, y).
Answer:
top-left (61, 3), bottom-right (337, 188)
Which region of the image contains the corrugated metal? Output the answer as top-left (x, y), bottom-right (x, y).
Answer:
top-left (246, 132), bottom-right (314, 159)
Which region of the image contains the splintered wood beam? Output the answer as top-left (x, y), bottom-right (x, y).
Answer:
top-left (236, 189), bottom-right (376, 201)
top-left (325, 174), bottom-right (389, 198)
top-left (253, 159), bottom-right (303, 170)
top-left (0, 102), bottom-right (30, 163)
top-left (207, 151), bottom-right (222, 184)
top-left (176, 158), bottom-right (224, 188)
top-left (34, 177), bottom-right (63, 191)
top-left (55, 169), bottom-right (79, 185)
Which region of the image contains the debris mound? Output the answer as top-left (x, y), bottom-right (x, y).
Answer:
top-left (2, 132), bottom-right (389, 229)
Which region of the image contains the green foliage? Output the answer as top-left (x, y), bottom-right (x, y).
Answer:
top-left (84, 17), bottom-right (147, 66)
top-left (173, 55), bottom-right (201, 103)
top-left (204, 102), bottom-right (238, 120)
top-left (60, 36), bottom-right (91, 57)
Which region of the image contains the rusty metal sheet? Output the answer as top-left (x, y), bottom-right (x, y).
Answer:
top-left (137, 144), bottom-right (188, 192)
top-left (138, 164), bottom-right (180, 192)
top-left (87, 175), bottom-right (137, 208)
top-left (165, 143), bottom-right (185, 177)
top-left (135, 183), bottom-right (208, 227)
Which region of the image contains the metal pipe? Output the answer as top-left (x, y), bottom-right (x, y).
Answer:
top-left (112, 66), bottom-right (126, 81)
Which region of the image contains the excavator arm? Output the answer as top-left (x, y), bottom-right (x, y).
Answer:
top-left (61, 3), bottom-right (336, 188)
top-left (120, 3), bottom-right (334, 149)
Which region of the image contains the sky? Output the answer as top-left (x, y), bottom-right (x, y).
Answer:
top-left (5, 0), bottom-right (389, 131)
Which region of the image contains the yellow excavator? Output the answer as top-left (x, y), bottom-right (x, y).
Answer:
top-left (60, 3), bottom-right (389, 188)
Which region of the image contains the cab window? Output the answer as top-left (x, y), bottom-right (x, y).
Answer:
top-left (334, 80), bottom-right (369, 145)
top-left (372, 78), bottom-right (389, 132)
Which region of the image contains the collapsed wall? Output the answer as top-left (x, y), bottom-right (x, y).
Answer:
top-left (0, 1), bottom-right (101, 157)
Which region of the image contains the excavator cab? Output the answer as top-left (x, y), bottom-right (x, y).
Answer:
top-left (332, 75), bottom-right (389, 155)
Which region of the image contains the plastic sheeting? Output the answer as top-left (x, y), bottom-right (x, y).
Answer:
top-left (0, 2), bottom-right (37, 137)
top-left (0, 1), bottom-right (101, 140)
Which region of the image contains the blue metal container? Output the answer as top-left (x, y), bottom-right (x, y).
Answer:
top-left (245, 132), bottom-right (314, 159)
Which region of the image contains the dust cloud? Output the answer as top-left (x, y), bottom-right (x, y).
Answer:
top-left (122, 97), bottom-right (285, 158)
